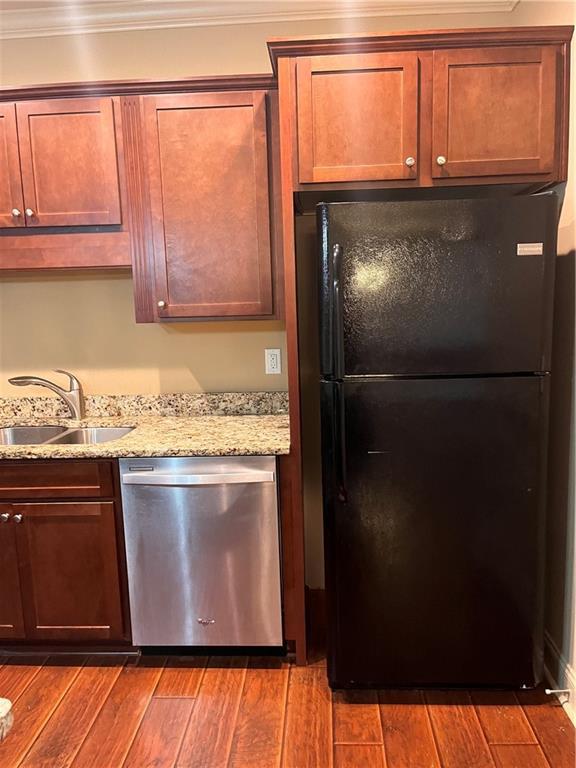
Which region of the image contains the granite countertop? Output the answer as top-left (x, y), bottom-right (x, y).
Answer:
top-left (0, 393), bottom-right (290, 459)
top-left (0, 414), bottom-right (290, 459)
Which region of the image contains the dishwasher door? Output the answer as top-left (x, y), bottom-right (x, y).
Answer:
top-left (119, 456), bottom-right (282, 647)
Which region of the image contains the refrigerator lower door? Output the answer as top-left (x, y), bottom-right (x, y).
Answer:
top-left (321, 376), bottom-right (547, 688)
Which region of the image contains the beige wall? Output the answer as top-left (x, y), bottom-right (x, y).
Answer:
top-left (1, 0), bottom-right (575, 705)
top-left (0, 272), bottom-right (287, 394)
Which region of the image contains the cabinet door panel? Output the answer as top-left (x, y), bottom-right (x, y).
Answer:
top-left (144, 91), bottom-right (273, 318)
top-left (296, 52), bottom-right (419, 183)
top-left (16, 97), bottom-right (121, 226)
top-left (0, 103), bottom-right (25, 228)
top-left (0, 505), bottom-right (25, 639)
top-left (15, 501), bottom-right (124, 641)
top-left (432, 46), bottom-right (558, 179)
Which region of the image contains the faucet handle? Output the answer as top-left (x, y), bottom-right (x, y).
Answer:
top-left (53, 369), bottom-right (83, 392)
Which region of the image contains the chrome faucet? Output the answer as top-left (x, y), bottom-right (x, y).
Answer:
top-left (8, 369), bottom-right (85, 419)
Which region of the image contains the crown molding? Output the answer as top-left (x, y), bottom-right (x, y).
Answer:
top-left (0, 73), bottom-right (277, 101)
top-left (0, 1), bottom-right (520, 41)
top-left (267, 24), bottom-right (574, 71)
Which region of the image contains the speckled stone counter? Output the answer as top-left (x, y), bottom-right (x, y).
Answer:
top-left (0, 393), bottom-right (290, 459)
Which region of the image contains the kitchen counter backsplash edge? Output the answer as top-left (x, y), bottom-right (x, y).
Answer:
top-left (0, 391), bottom-right (289, 419)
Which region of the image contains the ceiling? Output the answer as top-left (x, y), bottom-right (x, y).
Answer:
top-left (0, 0), bottom-right (520, 40)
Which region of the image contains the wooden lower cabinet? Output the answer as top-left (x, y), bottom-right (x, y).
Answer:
top-left (0, 505), bottom-right (25, 639)
top-left (14, 501), bottom-right (124, 642)
top-left (0, 460), bottom-right (128, 644)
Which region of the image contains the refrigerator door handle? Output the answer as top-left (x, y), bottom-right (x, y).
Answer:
top-left (334, 383), bottom-right (347, 503)
top-left (332, 243), bottom-right (345, 379)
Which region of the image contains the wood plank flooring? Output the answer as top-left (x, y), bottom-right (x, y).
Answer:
top-left (0, 655), bottom-right (573, 768)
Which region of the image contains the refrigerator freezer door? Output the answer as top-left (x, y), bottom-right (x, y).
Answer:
top-left (318, 196), bottom-right (557, 377)
top-left (321, 377), bottom-right (547, 688)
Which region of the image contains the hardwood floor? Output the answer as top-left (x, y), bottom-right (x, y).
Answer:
top-left (0, 655), bottom-right (574, 767)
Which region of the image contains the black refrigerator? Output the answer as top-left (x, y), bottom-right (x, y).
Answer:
top-left (318, 194), bottom-right (559, 689)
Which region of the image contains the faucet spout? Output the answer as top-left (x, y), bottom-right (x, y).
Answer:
top-left (8, 370), bottom-right (85, 419)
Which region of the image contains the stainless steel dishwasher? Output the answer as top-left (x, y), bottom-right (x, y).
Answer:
top-left (119, 456), bottom-right (282, 647)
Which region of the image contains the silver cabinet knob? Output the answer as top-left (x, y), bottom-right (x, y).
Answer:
top-left (0, 512), bottom-right (10, 523)
top-left (11, 208), bottom-right (21, 217)
top-left (157, 300), bottom-right (166, 309)
top-left (405, 157), bottom-right (416, 167)
top-left (25, 208), bottom-right (34, 217)
top-left (436, 156), bottom-right (447, 166)
top-left (13, 514), bottom-right (23, 523)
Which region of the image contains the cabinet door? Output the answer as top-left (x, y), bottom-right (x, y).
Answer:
top-left (0, 103), bottom-right (25, 228)
top-left (0, 506), bottom-right (25, 639)
top-left (16, 97), bottom-right (121, 226)
top-left (14, 501), bottom-right (124, 641)
top-left (432, 46), bottom-right (558, 179)
top-left (144, 91), bottom-right (273, 319)
top-left (296, 52), bottom-right (419, 183)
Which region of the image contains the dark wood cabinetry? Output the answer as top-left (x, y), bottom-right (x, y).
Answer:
top-left (0, 506), bottom-right (25, 639)
top-left (13, 501), bottom-right (124, 641)
top-left (0, 103), bottom-right (25, 228)
top-left (142, 90), bottom-right (273, 319)
top-left (0, 460), bottom-right (127, 644)
top-left (296, 52), bottom-right (419, 183)
top-left (0, 97), bottom-right (121, 228)
top-left (15, 98), bottom-right (122, 226)
top-left (279, 28), bottom-right (572, 189)
top-left (431, 46), bottom-right (559, 180)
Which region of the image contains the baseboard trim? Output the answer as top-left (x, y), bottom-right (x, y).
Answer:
top-left (544, 630), bottom-right (576, 726)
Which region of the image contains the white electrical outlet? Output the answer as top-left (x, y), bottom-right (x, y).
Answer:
top-left (265, 348), bottom-right (282, 375)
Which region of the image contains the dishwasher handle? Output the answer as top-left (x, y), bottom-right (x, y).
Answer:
top-left (122, 470), bottom-right (275, 486)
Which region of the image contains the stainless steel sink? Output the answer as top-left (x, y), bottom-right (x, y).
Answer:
top-left (47, 427), bottom-right (135, 445)
top-left (0, 425), bottom-right (68, 445)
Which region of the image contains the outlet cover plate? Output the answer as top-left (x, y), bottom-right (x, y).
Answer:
top-left (265, 348), bottom-right (282, 375)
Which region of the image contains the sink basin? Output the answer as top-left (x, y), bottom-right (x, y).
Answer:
top-left (0, 425), bottom-right (68, 445)
top-left (48, 427), bottom-right (135, 445)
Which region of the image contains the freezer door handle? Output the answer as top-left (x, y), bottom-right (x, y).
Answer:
top-left (122, 470), bottom-right (275, 486)
top-left (332, 243), bottom-right (345, 379)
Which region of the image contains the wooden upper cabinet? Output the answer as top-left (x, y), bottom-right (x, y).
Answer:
top-left (15, 97), bottom-right (121, 226)
top-left (143, 90), bottom-right (273, 319)
top-left (431, 46), bottom-right (559, 179)
top-left (0, 103), bottom-right (25, 228)
top-left (13, 501), bottom-right (125, 641)
top-left (296, 53), bottom-right (419, 183)
top-left (0, 506), bottom-right (25, 639)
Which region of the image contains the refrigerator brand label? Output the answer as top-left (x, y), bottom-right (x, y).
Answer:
top-left (517, 243), bottom-right (544, 256)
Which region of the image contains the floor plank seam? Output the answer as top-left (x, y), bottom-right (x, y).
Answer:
top-left (488, 740), bottom-right (542, 745)
top-left (59, 656), bottom-right (127, 768)
top-left (5, 656), bottom-right (48, 707)
top-left (273, 661), bottom-right (290, 768)
top-left (518, 700), bottom-right (566, 768)
top-left (466, 692), bottom-right (498, 768)
top-left (278, 664), bottom-right (292, 768)
top-left (423, 692), bottom-right (447, 768)
top-left (59, 656), bottom-right (129, 768)
top-left (171, 660), bottom-right (208, 768)
top-left (14, 656), bottom-right (87, 768)
top-left (488, 743), bottom-right (553, 768)
top-left (117, 657), bottom-right (167, 768)
top-left (512, 691), bottom-right (542, 745)
top-left (333, 739), bottom-right (384, 745)
top-left (223, 661), bottom-right (248, 768)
